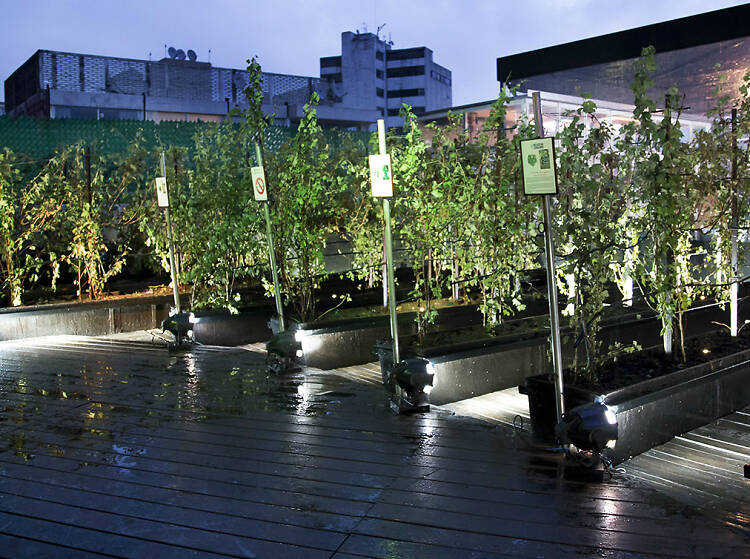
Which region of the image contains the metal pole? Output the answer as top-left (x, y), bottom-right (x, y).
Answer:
top-left (532, 92), bottom-right (565, 423)
top-left (378, 119), bottom-right (400, 364)
top-left (731, 108), bottom-right (738, 337)
top-left (161, 151), bottom-right (181, 314)
top-left (254, 142), bottom-right (285, 332)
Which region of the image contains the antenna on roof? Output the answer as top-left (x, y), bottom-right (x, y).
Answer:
top-left (175, 49), bottom-right (186, 60)
top-left (377, 23), bottom-right (386, 39)
top-left (208, 48), bottom-right (211, 63)
top-left (361, 21), bottom-right (367, 33)
top-left (388, 32), bottom-right (394, 46)
top-left (168, 46), bottom-right (177, 59)
top-left (187, 49), bottom-right (197, 62)
top-left (164, 44), bottom-right (167, 58)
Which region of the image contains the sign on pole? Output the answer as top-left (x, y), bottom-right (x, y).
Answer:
top-left (251, 166), bottom-right (268, 201)
top-left (369, 154), bottom-right (393, 198)
top-left (155, 177), bottom-right (169, 207)
top-left (520, 137), bottom-right (558, 195)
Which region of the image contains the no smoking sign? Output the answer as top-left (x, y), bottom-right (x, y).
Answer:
top-left (251, 166), bottom-right (268, 201)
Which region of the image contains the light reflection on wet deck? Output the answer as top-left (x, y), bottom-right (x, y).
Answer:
top-left (0, 333), bottom-right (746, 557)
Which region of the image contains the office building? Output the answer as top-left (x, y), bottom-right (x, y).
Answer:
top-left (3, 32), bottom-right (452, 130)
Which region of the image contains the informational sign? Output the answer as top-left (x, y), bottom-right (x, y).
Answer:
top-left (251, 166), bottom-right (267, 201)
top-left (369, 154), bottom-right (393, 198)
top-left (520, 137), bottom-right (558, 195)
top-left (155, 177), bottom-right (169, 207)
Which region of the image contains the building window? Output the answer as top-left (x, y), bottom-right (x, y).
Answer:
top-left (430, 70), bottom-right (451, 86)
top-left (325, 72), bottom-right (342, 83)
top-left (388, 88), bottom-right (424, 98)
top-left (387, 65), bottom-right (425, 78)
top-left (388, 106), bottom-right (425, 117)
top-left (376, 69), bottom-right (384, 79)
top-left (321, 56), bottom-right (341, 68)
top-left (376, 51), bottom-right (384, 61)
top-left (386, 47), bottom-right (426, 61)
top-left (54, 105), bottom-right (98, 119)
top-left (100, 108), bottom-right (140, 120)
top-left (376, 88), bottom-right (384, 97)
top-left (377, 106), bottom-right (384, 115)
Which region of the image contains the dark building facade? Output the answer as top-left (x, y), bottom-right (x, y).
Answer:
top-left (497, 4), bottom-right (750, 115)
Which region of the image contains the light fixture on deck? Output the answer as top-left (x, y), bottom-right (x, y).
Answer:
top-left (555, 401), bottom-right (618, 454)
top-left (265, 326), bottom-right (303, 374)
top-left (388, 357), bottom-right (435, 412)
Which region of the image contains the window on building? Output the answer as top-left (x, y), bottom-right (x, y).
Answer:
top-left (377, 106), bottom-right (384, 116)
top-left (54, 105), bottom-right (98, 119)
top-left (376, 88), bottom-right (384, 97)
top-left (376, 51), bottom-right (384, 61)
top-left (100, 108), bottom-right (140, 120)
top-left (376, 69), bottom-right (384, 79)
top-left (388, 88), bottom-right (424, 98)
top-left (386, 47), bottom-right (426, 61)
top-left (430, 70), bottom-right (451, 86)
top-left (320, 56), bottom-right (342, 68)
top-left (387, 108), bottom-right (400, 116)
top-left (387, 65), bottom-right (425, 78)
top-left (325, 72), bottom-right (342, 83)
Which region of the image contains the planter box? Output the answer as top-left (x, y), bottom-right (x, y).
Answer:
top-left (0, 296), bottom-right (173, 341)
top-left (374, 300), bottom-right (749, 405)
top-left (523, 346), bottom-right (750, 464)
top-left (268, 304), bottom-right (486, 370)
top-left (190, 307), bottom-right (274, 346)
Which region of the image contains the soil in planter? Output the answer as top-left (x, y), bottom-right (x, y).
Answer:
top-left (579, 329), bottom-right (750, 393)
top-left (316, 296), bottom-right (482, 324)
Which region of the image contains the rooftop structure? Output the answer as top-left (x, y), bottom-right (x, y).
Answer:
top-left (3, 33), bottom-right (452, 130)
top-left (418, 90), bottom-right (710, 143)
top-left (496, 4), bottom-right (750, 116)
top-left (320, 31), bottom-right (452, 127)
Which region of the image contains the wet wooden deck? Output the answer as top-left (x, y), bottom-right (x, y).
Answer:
top-left (0, 335), bottom-right (748, 557)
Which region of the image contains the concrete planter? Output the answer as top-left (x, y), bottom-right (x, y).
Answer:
top-left (373, 301), bottom-right (747, 406)
top-left (0, 296), bottom-right (174, 341)
top-left (267, 304), bottom-right (485, 370)
top-left (190, 307), bottom-right (274, 346)
top-left (523, 346), bottom-right (750, 464)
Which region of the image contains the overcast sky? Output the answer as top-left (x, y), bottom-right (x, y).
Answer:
top-left (2, 0), bottom-right (746, 105)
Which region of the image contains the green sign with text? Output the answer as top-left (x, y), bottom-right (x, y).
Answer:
top-left (520, 137), bottom-right (558, 195)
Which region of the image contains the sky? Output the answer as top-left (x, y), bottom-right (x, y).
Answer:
top-left (1, 0), bottom-right (747, 106)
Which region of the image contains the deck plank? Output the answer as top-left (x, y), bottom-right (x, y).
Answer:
top-left (0, 333), bottom-right (747, 557)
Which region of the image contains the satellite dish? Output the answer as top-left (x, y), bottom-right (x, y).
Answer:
top-left (175, 49), bottom-right (186, 61)
top-left (168, 46), bottom-right (177, 59)
top-left (187, 49), bottom-right (197, 62)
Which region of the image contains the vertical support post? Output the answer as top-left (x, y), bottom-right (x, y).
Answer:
top-left (532, 92), bottom-right (565, 424)
top-left (378, 119), bottom-right (400, 365)
top-left (161, 151), bottom-right (181, 314)
top-left (731, 108), bottom-right (739, 336)
top-left (85, 146), bottom-right (92, 206)
top-left (254, 142), bottom-right (285, 332)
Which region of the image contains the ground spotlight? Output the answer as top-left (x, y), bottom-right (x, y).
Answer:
top-left (265, 327), bottom-right (302, 373)
top-left (555, 401), bottom-right (618, 454)
top-left (388, 357), bottom-right (435, 412)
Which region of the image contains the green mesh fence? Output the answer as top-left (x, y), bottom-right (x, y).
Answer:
top-left (0, 116), bottom-right (371, 160)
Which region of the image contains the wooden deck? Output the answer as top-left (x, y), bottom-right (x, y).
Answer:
top-left (0, 334), bottom-right (747, 557)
